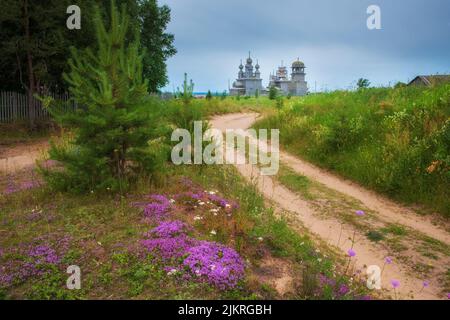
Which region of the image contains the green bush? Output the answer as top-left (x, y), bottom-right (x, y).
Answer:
top-left (269, 86), bottom-right (278, 100)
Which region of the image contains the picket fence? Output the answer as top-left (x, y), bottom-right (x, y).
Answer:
top-left (0, 91), bottom-right (76, 123)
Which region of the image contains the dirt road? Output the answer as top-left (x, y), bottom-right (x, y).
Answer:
top-left (210, 112), bottom-right (450, 300)
top-left (0, 139), bottom-right (48, 173)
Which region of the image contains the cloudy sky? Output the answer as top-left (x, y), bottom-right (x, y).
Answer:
top-left (160, 0), bottom-right (450, 92)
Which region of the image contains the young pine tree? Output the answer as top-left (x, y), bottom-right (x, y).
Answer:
top-left (269, 85), bottom-right (278, 100)
top-left (44, 1), bottom-right (168, 193)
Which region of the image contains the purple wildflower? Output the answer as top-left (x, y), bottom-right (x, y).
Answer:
top-left (355, 210), bottom-right (365, 216)
top-left (28, 245), bottom-right (60, 265)
top-left (148, 221), bottom-right (189, 238)
top-left (0, 234), bottom-right (71, 287)
top-left (183, 241), bottom-right (245, 290)
top-left (391, 279), bottom-right (400, 288)
top-left (385, 256), bottom-right (393, 264)
top-left (319, 274), bottom-right (336, 287)
top-left (149, 194), bottom-right (170, 204)
top-left (191, 192), bottom-right (204, 200)
top-left (21, 181), bottom-right (38, 190)
top-left (140, 218), bottom-right (246, 290)
top-left (338, 284), bottom-right (350, 295)
top-left (141, 236), bottom-right (197, 261)
top-left (348, 249), bottom-right (356, 257)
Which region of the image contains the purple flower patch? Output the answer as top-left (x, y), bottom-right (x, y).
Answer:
top-left (140, 218), bottom-right (246, 290)
top-left (142, 194), bottom-right (172, 222)
top-left (316, 273), bottom-right (353, 299)
top-left (183, 241), bottom-right (245, 290)
top-left (338, 284), bottom-right (350, 295)
top-left (0, 235), bottom-right (71, 288)
top-left (2, 177), bottom-right (40, 195)
top-left (141, 235), bottom-right (196, 261)
top-left (148, 221), bottom-right (190, 239)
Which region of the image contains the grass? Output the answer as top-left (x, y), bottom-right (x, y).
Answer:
top-left (366, 231), bottom-right (385, 243)
top-left (276, 165), bottom-right (315, 200)
top-left (381, 224), bottom-right (408, 236)
top-left (253, 85), bottom-right (450, 217)
top-left (0, 162), bottom-right (370, 300)
top-left (0, 122), bottom-right (55, 146)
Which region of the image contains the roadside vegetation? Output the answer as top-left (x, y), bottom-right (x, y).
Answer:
top-left (253, 86), bottom-right (450, 217)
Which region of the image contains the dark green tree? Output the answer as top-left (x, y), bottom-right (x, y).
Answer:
top-left (206, 90), bottom-right (213, 100)
top-left (269, 85), bottom-right (278, 100)
top-left (43, 1), bottom-right (168, 193)
top-left (176, 73), bottom-right (194, 105)
top-left (0, 0), bottom-right (176, 102)
top-left (221, 91), bottom-right (227, 100)
top-left (138, 0), bottom-right (176, 92)
top-left (357, 78), bottom-right (371, 89)
top-left (0, 0), bottom-right (73, 125)
top-left (77, 0), bottom-right (176, 93)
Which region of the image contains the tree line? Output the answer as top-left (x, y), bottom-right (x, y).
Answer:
top-left (0, 0), bottom-right (176, 125)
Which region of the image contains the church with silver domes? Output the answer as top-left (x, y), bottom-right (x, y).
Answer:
top-left (268, 59), bottom-right (308, 96)
top-left (229, 52), bottom-right (265, 96)
top-left (229, 53), bottom-right (308, 97)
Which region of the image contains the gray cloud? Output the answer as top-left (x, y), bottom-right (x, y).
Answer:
top-left (160, 0), bottom-right (450, 92)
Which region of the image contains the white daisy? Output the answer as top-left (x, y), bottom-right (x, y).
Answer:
top-left (167, 269), bottom-right (178, 276)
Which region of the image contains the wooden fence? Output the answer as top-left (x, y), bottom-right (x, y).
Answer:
top-left (0, 91), bottom-right (76, 123)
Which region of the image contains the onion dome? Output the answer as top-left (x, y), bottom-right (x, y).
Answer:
top-left (292, 59), bottom-right (305, 68)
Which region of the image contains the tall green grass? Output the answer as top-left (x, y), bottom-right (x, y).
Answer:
top-left (254, 85), bottom-right (450, 217)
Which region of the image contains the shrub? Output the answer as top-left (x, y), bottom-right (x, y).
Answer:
top-left (269, 86), bottom-right (278, 100)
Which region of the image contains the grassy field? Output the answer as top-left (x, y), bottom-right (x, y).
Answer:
top-left (0, 97), bottom-right (370, 299)
top-left (0, 161), bottom-right (370, 300)
top-left (2, 84), bottom-right (448, 299)
top-left (253, 85), bottom-right (450, 217)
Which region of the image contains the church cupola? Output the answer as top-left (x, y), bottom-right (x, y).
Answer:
top-left (292, 59), bottom-right (305, 74)
top-left (255, 60), bottom-right (261, 78)
top-left (246, 51), bottom-right (253, 65)
top-left (238, 59), bottom-right (244, 78)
